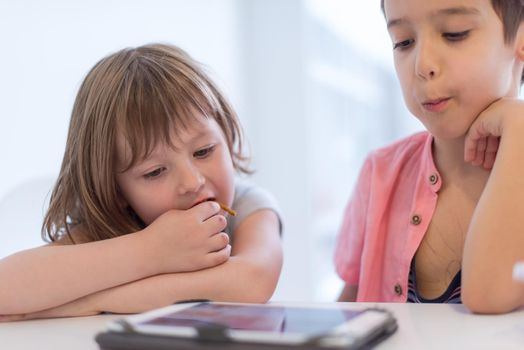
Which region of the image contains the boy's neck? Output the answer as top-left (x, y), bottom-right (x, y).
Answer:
top-left (432, 135), bottom-right (490, 183)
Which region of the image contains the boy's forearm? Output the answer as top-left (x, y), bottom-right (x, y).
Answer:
top-left (463, 123), bottom-right (524, 313)
top-left (0, 231), bottom-right (155, 314)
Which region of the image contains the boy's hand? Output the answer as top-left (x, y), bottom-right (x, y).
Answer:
top-left (140, 201), bottom-right (231, 274)
top-left (464, 98), bottom-right (524, 169)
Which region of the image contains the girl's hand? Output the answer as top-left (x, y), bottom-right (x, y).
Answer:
top-left (141, 201), bottom-right (231, 274)
top-left (0, 294), bottom-right (99, 322)
top-left (464, 98), bottom-right (524, 169)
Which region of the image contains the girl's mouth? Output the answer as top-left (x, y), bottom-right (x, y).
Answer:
top-left (193, 197), bottom-right (236, 216)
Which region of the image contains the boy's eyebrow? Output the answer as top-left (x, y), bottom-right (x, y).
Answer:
top-left (387, 7), bottom-right (481, 29)
top-left (435, 6), bottom-right (481, 18)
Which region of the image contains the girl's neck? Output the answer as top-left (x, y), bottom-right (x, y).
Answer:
top-left (432, 135), bottom-right (490, 184)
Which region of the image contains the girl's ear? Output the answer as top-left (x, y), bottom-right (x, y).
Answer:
top-left (115, 187), bottom-right (129, 209)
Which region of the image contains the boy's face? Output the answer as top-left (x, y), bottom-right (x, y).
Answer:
top-left (384, 0), bottom-right (524, 139)
top-left (115, 116), bottom-right (235, 225)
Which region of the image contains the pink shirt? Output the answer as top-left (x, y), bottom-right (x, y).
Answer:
top-left (334, 131), bottom-right (441, 302)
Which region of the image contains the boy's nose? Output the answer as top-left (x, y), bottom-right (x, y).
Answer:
top-left (415, 41), bottom-right (439, 80)
top-left (176, 163), bottom-right (205, 195)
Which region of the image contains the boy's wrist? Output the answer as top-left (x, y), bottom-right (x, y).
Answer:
top-left (502, 113), bottom-right (524, 135)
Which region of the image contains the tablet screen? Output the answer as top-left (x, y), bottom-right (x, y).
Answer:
top-left (139, 303), bottom-right (362, 336)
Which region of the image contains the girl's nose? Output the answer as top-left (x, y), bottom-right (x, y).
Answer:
top-left (176, 162), bottom-right (205, 195)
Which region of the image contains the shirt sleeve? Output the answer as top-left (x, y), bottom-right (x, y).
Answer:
top-left (226, 179), bottom-right (283, 237)
top-left (333, 156), bottom-right (373, 285)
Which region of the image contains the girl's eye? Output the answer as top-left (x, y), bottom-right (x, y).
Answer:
top-left (144, 167), bottom-right (166, 179)
top-left (393, 39), bottom-right (414, 50)
top-left (443, 30), bottom-right (470, 41)
top-left (194, 146), bottom-right (215, 159)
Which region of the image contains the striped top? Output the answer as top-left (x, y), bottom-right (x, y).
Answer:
top-left (407, 257), bottom-right (462, 303)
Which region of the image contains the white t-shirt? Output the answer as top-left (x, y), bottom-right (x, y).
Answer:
top-left (225, 178), bottom-right (282, 238)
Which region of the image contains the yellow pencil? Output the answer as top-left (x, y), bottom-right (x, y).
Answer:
top-left (218, 202), bottom-right (237, 216)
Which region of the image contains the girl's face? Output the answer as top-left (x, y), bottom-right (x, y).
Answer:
top-left (384, 0), bottom-right (523, 140)
top-left (115, 116), bottom-right (235, 225)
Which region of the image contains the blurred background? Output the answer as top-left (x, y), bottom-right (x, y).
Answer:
top-left (0, 0), bottom-right (422, 301)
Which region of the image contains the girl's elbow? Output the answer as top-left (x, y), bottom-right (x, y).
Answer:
top-left (240, 260), bottom-right (282, 304)
top-left (0, 288), bottom-right (27, 315)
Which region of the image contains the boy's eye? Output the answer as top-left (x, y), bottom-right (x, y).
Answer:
top-left (194, 146), bottom-right (215, 159)
top-left (144, 167), bottom-right (166, 179)
top-left (443, 30), bottom-right (470, 41)
top-left (393, 39), bottom-right (414, 50)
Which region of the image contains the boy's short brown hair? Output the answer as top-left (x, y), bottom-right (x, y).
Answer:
top-left (381, 0), bottom-right (524, 40)
top-left (381, 0), bottom-right (524, 82)
top-left (491, 0), bottom-right (524, 43)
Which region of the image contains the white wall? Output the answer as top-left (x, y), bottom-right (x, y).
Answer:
top-left (0, 0), bottom-right (420, 303)
top-left (236, 0), bottom-right (314, 302)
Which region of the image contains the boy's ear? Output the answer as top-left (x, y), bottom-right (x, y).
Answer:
top-left (515, 22), bottom-right (524, 61)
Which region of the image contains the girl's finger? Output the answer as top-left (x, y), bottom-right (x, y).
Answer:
top-left (208, 232), bottom-right (230, 252)
top-left (0, 313), bottom-right (26, 322)
top-left (204, 214), bottom-right (227, 236)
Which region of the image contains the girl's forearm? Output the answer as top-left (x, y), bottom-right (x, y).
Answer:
top-left (463, 123), bottom-right (524, 313)
top-left (0, 231), bottom-right (155, 315)
top-left (90, 211), bottom-right (283, 315)
top-left (78, 254), bottom-right (282, 315)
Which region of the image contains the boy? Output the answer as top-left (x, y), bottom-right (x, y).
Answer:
top-left (335, 0), bottom-right (524, 313)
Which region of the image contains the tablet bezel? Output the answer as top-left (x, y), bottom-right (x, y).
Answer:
top-left (106, 302), bottom-right (393, 347)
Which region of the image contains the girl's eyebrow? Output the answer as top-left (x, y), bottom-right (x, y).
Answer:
top-left (186, 127), bottom-right (217, 144)
top-left (189, 129), bottom-right (210, 141)
top-left (387, 7), bottom-right (481, 29)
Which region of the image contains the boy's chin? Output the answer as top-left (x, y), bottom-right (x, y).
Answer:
top-left (425, 127), bottom-right (470, 141)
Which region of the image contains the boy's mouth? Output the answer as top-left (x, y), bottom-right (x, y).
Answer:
top-left (422, 97), bottom-right (451, 113)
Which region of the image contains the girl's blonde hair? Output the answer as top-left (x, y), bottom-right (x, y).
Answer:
top-left (43, 43), bottom-right (250, 243)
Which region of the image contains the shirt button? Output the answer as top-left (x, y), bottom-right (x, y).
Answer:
top-left (394, 284), bottom-right (403, 296)
top-left (410, 214), bottom-right (422, 225)
top-left (429, 173), bottom-right (439, 185)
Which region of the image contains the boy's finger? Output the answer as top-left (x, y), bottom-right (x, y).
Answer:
top-left (472, 137), bottom-right (486, 166)
top-left (483, 151), bottom-right (496, 169)
top-left (486, 135), bottom-right (499, 152)
top-left (464, 140), bottom-right (477, 163)
top-left (464, 128), bottom-right (483, 163)
top-left (483, 136), bottom-right (499, 169)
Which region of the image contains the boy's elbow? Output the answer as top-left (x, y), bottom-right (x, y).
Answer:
top-left (462, 282), bottom-right (521, 315)
top-left (461, 290), bottom-right (493, 314)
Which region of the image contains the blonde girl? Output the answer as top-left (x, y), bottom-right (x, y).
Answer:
top-left (0, 43), bottom-right (282, 320)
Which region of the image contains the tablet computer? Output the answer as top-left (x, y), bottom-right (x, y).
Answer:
top-left (97, 301), bottom-right (397, 349)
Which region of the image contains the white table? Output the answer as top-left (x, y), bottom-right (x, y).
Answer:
top-left (1, 303), bottom-right (523, 349)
